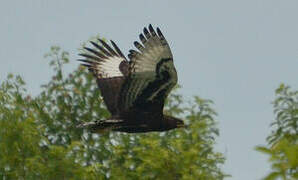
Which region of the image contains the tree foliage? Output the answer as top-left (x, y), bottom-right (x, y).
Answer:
top-left (256, 84), bottom-right (298, 180)
top-left (0, 45), bottom-right (227, 179)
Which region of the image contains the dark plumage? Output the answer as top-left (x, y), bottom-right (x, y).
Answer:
top-left (78, 24), bottom-right (185, 133)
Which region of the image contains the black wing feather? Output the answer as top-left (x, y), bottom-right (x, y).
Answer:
top-left (79, 39), bottom-right (129, 115)
top-left (119, 25), bottom-right (177, 117)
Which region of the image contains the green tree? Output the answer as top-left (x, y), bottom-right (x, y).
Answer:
top-left (0, 45), bottom-right (227, 179)
top-left (256, 84), bottom-right (298, 180)
top-left (0, 74), bottom-right (92, 179)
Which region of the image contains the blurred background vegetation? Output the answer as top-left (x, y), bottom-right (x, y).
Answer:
top-left (0, 44), bottom-right (297, 180)
top-left (256, 84), bottom-right (298, 180)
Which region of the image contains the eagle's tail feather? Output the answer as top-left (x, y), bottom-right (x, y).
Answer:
top-left (77, 119), bottom-right (124, 133)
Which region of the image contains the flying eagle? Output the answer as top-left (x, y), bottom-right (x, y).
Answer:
top-left (78, 24), bottom-right (185, 133)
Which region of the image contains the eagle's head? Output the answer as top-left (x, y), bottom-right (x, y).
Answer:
top-left (163, 115), bottom-right (186, 130)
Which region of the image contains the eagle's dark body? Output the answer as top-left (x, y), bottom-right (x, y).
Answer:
top-left (78, 24), bottom-right (185, 133)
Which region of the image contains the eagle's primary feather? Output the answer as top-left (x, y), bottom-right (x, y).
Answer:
top-left (78, 24), bottom-right (185, 133)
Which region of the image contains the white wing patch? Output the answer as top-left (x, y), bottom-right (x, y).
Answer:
top-left (79, 39), bottom-right (128, 79)
top-left (96, 56), bottom-right (123, 78)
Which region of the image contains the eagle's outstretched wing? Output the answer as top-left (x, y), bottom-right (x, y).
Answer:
top-left (79, 39), bottom-right (129, 115)
top-left (119, 24), bottom-right (178, 114)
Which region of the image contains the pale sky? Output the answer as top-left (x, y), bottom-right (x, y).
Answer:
top-left (1, 1), bottom-right (298, 179)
